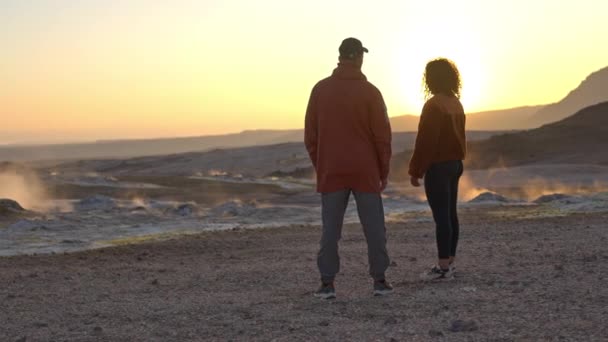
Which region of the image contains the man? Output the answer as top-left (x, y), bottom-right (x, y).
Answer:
top-left (305, 37), bottom-right (393, 299)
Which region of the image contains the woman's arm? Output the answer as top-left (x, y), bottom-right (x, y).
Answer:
top-left (408, 101), bottom-right (442, 179)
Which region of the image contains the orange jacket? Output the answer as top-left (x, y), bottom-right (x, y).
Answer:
top-left (305, 61), bottom-right (392, 193)
top-left (409, 94), bottom-right (467, 178)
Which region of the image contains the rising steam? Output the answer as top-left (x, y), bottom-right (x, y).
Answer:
top-left (0, 167), bottom-right (57, 212)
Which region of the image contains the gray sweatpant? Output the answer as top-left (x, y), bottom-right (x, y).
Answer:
top-left (318, 189), bottom-right (390, 283)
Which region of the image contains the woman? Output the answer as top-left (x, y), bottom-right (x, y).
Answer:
top-left (409, 58), bottom-right (466, 281)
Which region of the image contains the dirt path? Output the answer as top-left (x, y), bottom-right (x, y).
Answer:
top-left (1, 209), bottom-right (607, 341)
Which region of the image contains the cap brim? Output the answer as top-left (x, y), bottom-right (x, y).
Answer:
top-left (363, 47), bottom-right (369, 53)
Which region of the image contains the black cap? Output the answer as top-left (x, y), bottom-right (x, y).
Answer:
top-left (339, 37), bottom-right (368, 60)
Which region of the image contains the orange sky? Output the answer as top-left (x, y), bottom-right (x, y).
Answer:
top-left (1, 0), bottom-right (608, 144)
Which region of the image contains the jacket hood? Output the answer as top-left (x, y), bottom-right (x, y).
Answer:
top-left (332, 60), bottom-right (367, 81)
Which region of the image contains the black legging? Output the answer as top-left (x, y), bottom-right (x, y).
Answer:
top-left (424, 160), bottom-right (463, 259)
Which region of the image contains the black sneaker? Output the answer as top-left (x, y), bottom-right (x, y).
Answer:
top-left (420, 265), bottom-right (454, 281)
top-left (314, 283), bottom-right (336, 299)
top-left (373, 279), bottom-right (394, 296)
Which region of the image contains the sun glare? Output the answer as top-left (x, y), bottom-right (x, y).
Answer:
top-left (394, 16), bottom-right (488, 114)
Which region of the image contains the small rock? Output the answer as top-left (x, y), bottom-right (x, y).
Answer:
top-left (448, 320), bottom-right (479, 332)
top-left (15, 337), bottom-right (27, 342)
top-left (211, 201), bottom-right (257, 218)
top-left (384, 317), bottom-right (398, 325)
top-left (582, 255), bottom-right (598, 262)
top-left (33, 322), bottom-right (48, 328)
top-left (8, 219), bottom-right (40, 230)
top-left (469, 192), bottom-right (511, 203)
top-left (93, 326), bottom-right (103, 334)
top-left (75, 195), bottom-right (117, 212)
top-left (409, 257), bottom-right (417, 262)
top-left (61, 239), bottom-right (83, 244)
top-left (533, 193), bottom-right (573, 204)
top-left (429, 330), bottom-right (444, 337)
top-left (319, 320), bottom-right (330, 327)
top-left (150, 279), bottom-right (159, 285)
top-left (389, 261), bottom-right (397, 267)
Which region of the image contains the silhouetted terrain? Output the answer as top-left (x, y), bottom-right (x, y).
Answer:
top-left (528, 66), bottom-right (608, 127)
top-left (467, 102), bottom-right (608, 168)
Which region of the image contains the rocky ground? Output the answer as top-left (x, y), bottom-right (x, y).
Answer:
top-left (1, 207), bottom-right (607, 341)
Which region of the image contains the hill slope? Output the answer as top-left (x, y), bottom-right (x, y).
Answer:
top-left (528, 66), bottom-right (608, 127)
top-left (467, 102), bottom-right (608, 168)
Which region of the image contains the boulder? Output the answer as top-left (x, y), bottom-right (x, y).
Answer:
top-left (0, 199), bottom-right (25, 216)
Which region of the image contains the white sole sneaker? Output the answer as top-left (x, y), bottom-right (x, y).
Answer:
top-left (373, 289), bottom-right (394, 296)
top-left (420, 266), bottom-right (455, 281)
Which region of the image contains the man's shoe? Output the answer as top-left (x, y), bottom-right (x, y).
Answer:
top-left (373, 279), bottom-right (394, 296)
top-left (420, 265), bottom-right (455, 281)
top-left (314, 283), bottom-right (336, 299)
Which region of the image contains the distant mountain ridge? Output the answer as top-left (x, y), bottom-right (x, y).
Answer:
top-left (0, 130), bottom-right (303, 162)
top-left (390, 105), bottom-right (544, 132)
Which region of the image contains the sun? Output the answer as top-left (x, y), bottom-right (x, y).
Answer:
top-left (393, 28), bottom-right (488, 114)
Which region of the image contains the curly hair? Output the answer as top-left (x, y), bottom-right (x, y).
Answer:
top-left (423, 58), bottom-right (462, 99)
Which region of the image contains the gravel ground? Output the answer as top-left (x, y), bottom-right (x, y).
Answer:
top-left (1, 207), bottom-right (607, 341)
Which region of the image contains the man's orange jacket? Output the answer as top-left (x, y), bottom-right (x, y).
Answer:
top-left (305, 61), bottom-right (392, 193)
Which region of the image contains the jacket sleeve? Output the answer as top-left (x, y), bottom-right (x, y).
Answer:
top-left (304, 86), bottom-right (319, 170)
top-left (409, 101), bottom-right (441, 178)
top-left (369, 89), bottom-right (392, 181)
